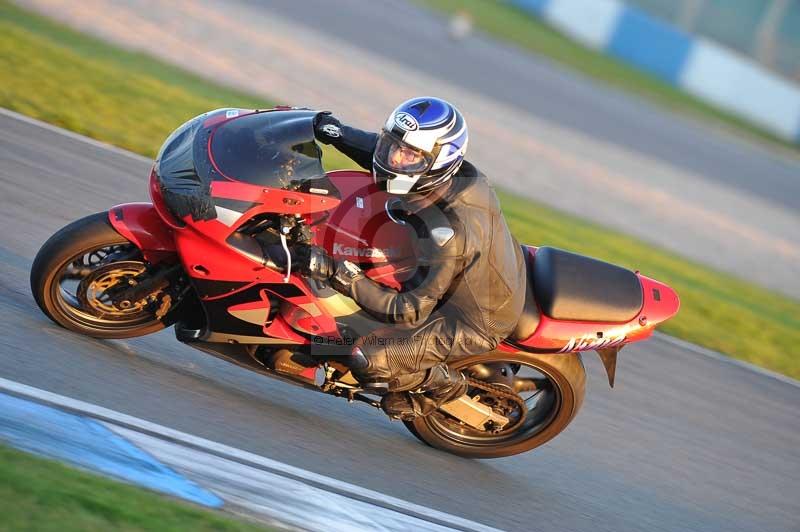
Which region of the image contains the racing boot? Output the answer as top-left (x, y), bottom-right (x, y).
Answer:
top-left (381, 364), bottom-right (468, 420)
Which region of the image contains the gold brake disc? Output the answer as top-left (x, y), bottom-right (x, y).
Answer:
top-left (81, 261), bottom-right (157, 317)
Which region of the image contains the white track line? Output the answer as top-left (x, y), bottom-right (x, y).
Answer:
top-left (2, 106), bottom-right (797, 388)
top-left (109, 424), bottom-right (459, 532)
top-left (0, 376), bottom-right (502, 532)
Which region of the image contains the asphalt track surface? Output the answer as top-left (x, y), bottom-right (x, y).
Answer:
top-left (2, 113), bottom-right (799, 532)
top-left (17, 0), bottom-right (800, 300)
top-left (257, 0), bottom-right (800, 213)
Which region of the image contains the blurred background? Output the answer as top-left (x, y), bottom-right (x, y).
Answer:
top-left (626, 0), bottom-right (800, 79)
top-left (1, 1), bottom-right (799, 531)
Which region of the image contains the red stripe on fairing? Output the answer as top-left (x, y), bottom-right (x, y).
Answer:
top-left (206, 128), bottom-right (236, 182)
top-left (204, 110), bottom-right (259, 181)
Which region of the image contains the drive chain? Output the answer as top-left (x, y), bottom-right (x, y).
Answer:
top-left (464, 376), bottom-right (528, 433)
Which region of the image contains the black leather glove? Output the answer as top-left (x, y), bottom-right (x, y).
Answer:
top-left (331, 260), bottom-right (364, 297)
top-left (330, 260), bottom-right (364, 296)
top-left (293, 245), bottom-right (336, 281)
top-left (313, 111), bottom-right (343, 145)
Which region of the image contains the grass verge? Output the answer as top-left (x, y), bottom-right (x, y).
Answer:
top-left (0, 0), bottom-right (353, 169)
top-left (415, 0), bottom-right (799, 152)
top-left (0, 443), bottom-right (268, 531)
top-left (500, 192), bottom-right (800, 378)
top-left (2, 1), bottom-right (799, 378)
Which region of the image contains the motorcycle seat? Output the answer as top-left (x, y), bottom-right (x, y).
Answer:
top-left (532, 246), bottom-right (643, 323)
top-left (509, 246), bottom-right (540, 341)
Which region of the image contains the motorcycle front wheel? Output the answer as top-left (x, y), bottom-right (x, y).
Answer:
top-left (30, 212), bottom-right (182, 339)
top-left (405, 351), bottom-right (586, 459)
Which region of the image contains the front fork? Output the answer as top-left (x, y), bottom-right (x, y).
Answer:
top-left (108, 202), bottom-right (190, 320)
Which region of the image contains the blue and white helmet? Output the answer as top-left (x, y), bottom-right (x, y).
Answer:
top-left (373, 97), bottom-right (468, 195)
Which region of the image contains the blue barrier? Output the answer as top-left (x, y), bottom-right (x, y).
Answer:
top-left (505, 0), bottom-right (800, 143)
top-left (607, 7), bottom-right (692, 84)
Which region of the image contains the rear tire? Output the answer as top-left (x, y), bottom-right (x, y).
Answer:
top-left (31, 212), bottom-right (178, 339)
top-left (405, 352), bottom-right (586, 459)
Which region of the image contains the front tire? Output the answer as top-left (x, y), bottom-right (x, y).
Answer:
top-left (31, 212), bottom-right (179, 339)
top-left (405, 352), bottom-right (586, 459)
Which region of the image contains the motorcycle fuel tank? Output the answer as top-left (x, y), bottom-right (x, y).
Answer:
top-left (315, 170), bottom-right (415, 266)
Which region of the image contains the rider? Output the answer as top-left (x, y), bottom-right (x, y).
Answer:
top-left (298, 97), bottom-right (527, 420)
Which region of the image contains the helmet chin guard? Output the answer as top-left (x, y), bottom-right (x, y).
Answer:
top-left (385, 174), bottom-right (421, 195)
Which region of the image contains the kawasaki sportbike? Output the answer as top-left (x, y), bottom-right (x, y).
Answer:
top-left (31, 108), bottom-right (679, 458)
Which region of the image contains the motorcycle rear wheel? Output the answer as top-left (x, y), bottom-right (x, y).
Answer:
top-left (30, 212), bottom-right (180, 339)
top-left (405, 351), bottom-right (586, 459)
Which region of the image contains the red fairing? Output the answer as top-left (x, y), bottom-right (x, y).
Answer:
top-left (108, 203), bottom-right (176, 263)
top-left (505, 248), bottom-right (680, 353)
top-left (136, 136), bottom-right (680, 353)
top-left (638, 275), bottom-right (680, 327)
top-left (149, 167), bottom-right (184, 229)
top-left (211, 181), bottom-right (338, 216)
top-left (511, 310), bottom-right (648, 353)
top-left (264, 314), bottom-right (313, 344)
top-left (316, 171), bottom-right (415, 265)
top-left (149, 162), bottom-right (343, 338)
top-left (364, 262), bottom-right (414, 291)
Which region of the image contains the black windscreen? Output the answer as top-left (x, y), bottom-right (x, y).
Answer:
top-left (209, 110), bottom-right (324, 189)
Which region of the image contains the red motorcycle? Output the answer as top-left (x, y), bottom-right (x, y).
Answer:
top-left (31, 108), bottom-right (679, 458)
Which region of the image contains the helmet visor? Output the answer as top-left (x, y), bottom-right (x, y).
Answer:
top-left (374, 132), bottom-right (433, 175)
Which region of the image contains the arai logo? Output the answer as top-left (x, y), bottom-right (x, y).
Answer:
top-left (394, 112), bottom-right (419, 132)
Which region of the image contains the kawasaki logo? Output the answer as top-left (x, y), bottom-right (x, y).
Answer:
top-left (333, 243), bottom-right (396, 259)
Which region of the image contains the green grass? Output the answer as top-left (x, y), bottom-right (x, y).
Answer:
top-left (0, 1), bottom-right (353, 169)
top-left (500, 192), bottom-right (800, 378)
top-left (1, 1), bottom-right (799, 379)
top-left (0, 443), bottom-right (269, 531)
top-left (416, 0), bottom-right (799, 152)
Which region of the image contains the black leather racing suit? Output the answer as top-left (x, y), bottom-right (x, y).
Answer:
top-left (320, 122), bottom-right (527, 393)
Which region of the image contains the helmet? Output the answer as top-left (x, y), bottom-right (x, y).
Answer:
top-left (373, 97), bottom-right (468, 195)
